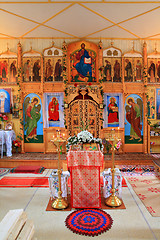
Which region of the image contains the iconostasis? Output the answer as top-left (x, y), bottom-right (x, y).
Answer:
top-left (0, 40), bottom-right (160, 153)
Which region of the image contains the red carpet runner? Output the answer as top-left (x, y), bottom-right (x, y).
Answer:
top-left (0, 177), bottom-right (49, 187)
top-left (0, 176), bottom-right (127, 188)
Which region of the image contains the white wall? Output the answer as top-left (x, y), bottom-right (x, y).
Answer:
top-left (0, 39), bottom-right (160, 55)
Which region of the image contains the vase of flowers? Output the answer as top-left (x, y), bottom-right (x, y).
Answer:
top-left (77, 130), bottom-right (93, 143)
top-left (114, 140), bottom-right (122, 154)
top-left (102, 138), bottom-right (112, 154)
top-left (0, 114), bottom-right (8, 130)
top-left (66, 130), bottom-right (104, 152)
top-left (13, 140), bottom-right (21, 153)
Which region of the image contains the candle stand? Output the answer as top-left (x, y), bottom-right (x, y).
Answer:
top-left (105, 129), bottom-right (122, 207)
top-left (51, 130), bottom-right (68, 210)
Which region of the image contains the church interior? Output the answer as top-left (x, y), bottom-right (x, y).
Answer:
top-left (0, 1), bottom-right (160, 239)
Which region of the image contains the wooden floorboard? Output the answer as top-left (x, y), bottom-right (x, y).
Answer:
top-left (0, 153), bottom-right (155, 169)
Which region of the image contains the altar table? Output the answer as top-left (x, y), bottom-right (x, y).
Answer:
top-left (0, 130), bottom-right (16, 158)
top-left (67, 150), bottom-right (104, 208)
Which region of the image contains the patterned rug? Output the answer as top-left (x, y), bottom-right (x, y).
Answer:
top-left (65, 209), bottom-right (113, 237)
top-left (11, 166), bottom-right (45, 174)
top-left (0, 168), bottom-right (10, 177)
top-left (151, 154), bottom-right (160, 159)
top-left (127, 175), bottom-right (160, 217)
top-left (116, 165), bottom-right (155, 176)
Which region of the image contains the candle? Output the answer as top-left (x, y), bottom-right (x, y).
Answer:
top-left (118, 127), bottom-right (119, 139)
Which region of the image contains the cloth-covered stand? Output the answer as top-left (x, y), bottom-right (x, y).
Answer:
top-left (0, 130), bottom-right (16, 158)
top-left (67, 149), bottom-right (103, 208)
top-left (48, 170), bottom-right (70, 199)
top-left (102, 168), bottom-right (122, 199)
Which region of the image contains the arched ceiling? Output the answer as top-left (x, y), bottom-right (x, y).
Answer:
top-left (0, 0), bottom-right (160, 41)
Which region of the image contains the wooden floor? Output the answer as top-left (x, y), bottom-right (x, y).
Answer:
top-left (0, 152), bottom-right (156, 170)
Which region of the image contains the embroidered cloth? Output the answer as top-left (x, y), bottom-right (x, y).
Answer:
top-left (0, 130), bottom-right (16, 158)
top-left (67, 150), bottom-right (103, 208)
top-left (102, 168), bottom-right (122, 199)
top-left (48, 170), bottom-right (70, 199)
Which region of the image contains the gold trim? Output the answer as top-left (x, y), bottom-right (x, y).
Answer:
top-left (20, 3), bottom-right (77, 38)
top-left (79, 3), bottom-right (141, 39)
top-left (103, 45), bottom-right (122, 54)
top-left (0, 32), bottom-right (18, 39)
top-left (0, 2), bottom-right (159, 40)
top-left (0, 36), bottom-right (160, 40)
top-left (0, 1), bottom-right (160, 4)
top-left (22, 48), bottom-right (42, 57)
top-left (43, 43), bottom-right (62, 54)
top-left (147, 50), bottom-right (160, 57)
top-left (145, 33), bottom-right (160, 39)
top-left (122, 49), bottom-right (143, 57)
top-left (0, 49), bottom-right (17, 57)
top-left (0, 7), bottom-right (41, 25)
top-left (0, 6), bottom-right (78, 39)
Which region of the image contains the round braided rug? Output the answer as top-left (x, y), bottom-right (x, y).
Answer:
top-left (65, 209), bottom-right (113, 237)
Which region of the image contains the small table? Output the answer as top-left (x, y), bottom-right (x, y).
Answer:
top-left (102, 168), bottom-right (122, 199)
top-left (0, 130), bottom-right (16, 158)
top-left (48, 170), bottom-right (70, 200)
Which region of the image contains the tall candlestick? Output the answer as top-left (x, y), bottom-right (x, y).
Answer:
top-left (105, 130), bottom-right (122, 207)
top-left (51, 133), bottom-right (68, 210)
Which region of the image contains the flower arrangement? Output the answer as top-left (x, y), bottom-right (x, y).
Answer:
top-left (77, 130), bottom-right (93, 143)
top-left (0, 113), bottom-right (8, 122)
top-left (102, 138), bottom-right (122, 153)
top-left (92, 137), bottom-right (103, 152)
top-left (66, 130), bottom-right (104, 152)
top-left (13, 140), bottom-right (21, 148)
top-left (114, 140), bottom-right (122, 150)
top-left (102, 138), bottom-right (112, 153)
top-left (66, 136), bottom-right (79, 151)
top-left (0, 113), bottom-right (9, 129)
top-left (13, 140), bottom-right (21, 153)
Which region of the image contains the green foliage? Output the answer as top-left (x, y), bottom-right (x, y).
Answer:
top-left (76, 119), bottom-right (89, 131)
top-left (64, 88), bottom-right (68, 96)
top-left (102, 138), bottom-right (112, 153)
top-left (99, 118), bottom-right (104, 121)
top-left (17, 135), bottom-right (23, 141)
top-left (151, 123), bottom-right (159, 129)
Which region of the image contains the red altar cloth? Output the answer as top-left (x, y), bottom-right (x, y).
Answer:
top-left (67, 150), bottom-right (104, 208)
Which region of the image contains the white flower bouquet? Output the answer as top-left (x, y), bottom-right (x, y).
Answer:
top-left (66, 130), bottom-right (104, 152)
top-left (77, 130), bottom-right (93, 143)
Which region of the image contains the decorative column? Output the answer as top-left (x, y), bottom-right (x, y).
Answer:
top-left (40, 57), bottom-right (44, 93)
top-left (143, 41), bottom-right (148, 153)
top-left (143, 41), bottom-right (148, 84)
top-left (98, 40), bottom-right (104, 137)
top-left (98, 40), bottom-right (103, 71)
top-left (17, 42), bottom-right (25, 153)
top-left (62, 41), bottom-right (68, 130)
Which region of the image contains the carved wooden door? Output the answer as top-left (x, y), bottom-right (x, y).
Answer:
top-left (69, 100), bottom-right (99, 138)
